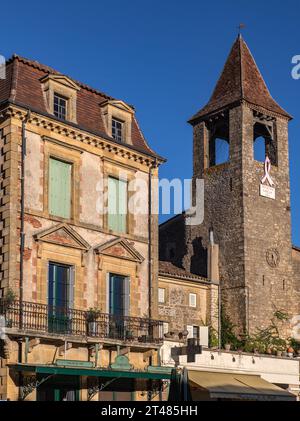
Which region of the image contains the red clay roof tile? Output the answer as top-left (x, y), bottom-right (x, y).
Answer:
top-left (159, 260), bottom-right (208, 282)
top-left (189, 35), bottom-right (291, 122)
top-left (0, 55), bottom-right (162, 159)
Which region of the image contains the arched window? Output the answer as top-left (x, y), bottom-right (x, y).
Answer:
top-left (253, 118), bottom-right (277, 165)
top-left (215, 138), bottom-right (230, 165)
top-left (207, 113), bottom-right (230, 168)
top-left (254, 136), bottom-right (266, 162)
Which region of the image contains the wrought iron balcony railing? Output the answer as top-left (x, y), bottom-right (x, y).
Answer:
top-left (0, 300), bottom-right (164, 345)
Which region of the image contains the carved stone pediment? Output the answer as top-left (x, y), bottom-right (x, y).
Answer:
top-left (100, 99), bottom-right (134, 114)
top-left (94, 237), bottom-right (144, 263)
top-left (34, 223), bottom-right (90, 251)
top-left (40, 74), bottom-right (80, 91)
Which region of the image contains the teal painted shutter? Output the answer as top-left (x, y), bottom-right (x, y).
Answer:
top-left (108, 177), bottom-right (127, 233)
top-left (49, 158), bottom-right (71, 218)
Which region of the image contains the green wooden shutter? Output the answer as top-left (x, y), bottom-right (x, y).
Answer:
top-left (118, 179), bottom-right (127, 233)
top-left (108, 177), bottom-right (127, 233)
top-left (108, 177), bottom-right (118, 232)
top-left (49, 158), bottom-right (71, 218)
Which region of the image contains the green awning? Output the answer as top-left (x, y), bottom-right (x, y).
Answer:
top-left (9, 363), bottom-right (172, 380)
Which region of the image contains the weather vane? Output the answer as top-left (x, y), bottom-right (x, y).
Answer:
top-left (238, 23), bottom-right (246, 35)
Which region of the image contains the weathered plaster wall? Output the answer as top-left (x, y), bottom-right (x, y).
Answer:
top-left (24, 131), bottom-right (43, 212)
top-left (22, 129), bottom-right (151, 317)
top-left (80, 152), bottom-right (103, 227)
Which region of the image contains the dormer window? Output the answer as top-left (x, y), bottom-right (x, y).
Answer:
top-left (100, 100), bottom-right (134, 145)
top-left (54, 93), bottom-right (67, 120)
top-left (112, 118), bottom-right (124, 143)
top-left (40, 74), bottom-right (80, 124)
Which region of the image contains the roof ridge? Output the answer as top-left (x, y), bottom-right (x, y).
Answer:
top-left (240, 38), bottom-right (289, 116)
top-left (239, 34), bottom-right (244, 99)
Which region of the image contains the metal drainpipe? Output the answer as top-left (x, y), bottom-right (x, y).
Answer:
top-left (19, 110), bottom-right (31, 328)
top-left (148, 158), bottom-right (157, 320)
top-left (18, 110), bottom-right (30, 400)
top-left (218, 283), bottom-right (221, 350)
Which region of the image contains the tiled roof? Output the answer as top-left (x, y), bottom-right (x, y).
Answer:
top-left (159, 260), bottom-right (208, 283)
top-left (189, 35), bottom-right (291, 123)
top-left (0, 55), bottom-right (162, 159)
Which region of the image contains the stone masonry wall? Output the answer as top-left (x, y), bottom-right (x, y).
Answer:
top-left (189, 106), bottom-right (247, 331)
top-left (242, 105), bottom-right (299, 333)
top-left (158, 276), bottom-right (208, 334)
top-left (159, 103), bottom-right (300, 336)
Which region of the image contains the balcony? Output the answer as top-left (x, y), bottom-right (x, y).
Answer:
top-left (0, 300), bottom-right (164, 346)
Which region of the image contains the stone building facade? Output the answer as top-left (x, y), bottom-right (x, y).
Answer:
top-left (158, 261), bottom-right (210, 338)
top-left (159, 35), bottom-right (300, 336)
top-left (0, 55), bottom-right (167, 401)
top-left (158, 239), bottom-right (220, 345)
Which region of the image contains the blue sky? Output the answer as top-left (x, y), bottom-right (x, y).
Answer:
top-left (1, 0), bottom-right (300, 244)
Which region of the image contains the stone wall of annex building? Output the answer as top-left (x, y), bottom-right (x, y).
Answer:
top-left (158, 276), bottom-right (208, 334)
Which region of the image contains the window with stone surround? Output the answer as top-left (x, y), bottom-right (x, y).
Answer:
top-left (107, 176), bottom-right (128, 233)
top-left (189, 293), bottom-right (197, 308)
top-left (48, 157), bottom-right (72, 219)
top-left (43, 139), bottom-right (81, 224)
top-left (158, 288), bottom-right (165, 304)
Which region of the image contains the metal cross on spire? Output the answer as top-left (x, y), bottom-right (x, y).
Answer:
top-left (238, 23), bottom-right (246, 35)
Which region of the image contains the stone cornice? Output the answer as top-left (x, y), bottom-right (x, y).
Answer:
top-left (0, 104), bottom-right (164, 167)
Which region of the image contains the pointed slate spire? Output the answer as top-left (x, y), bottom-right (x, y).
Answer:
top-left (189, 35), bottom-right (291, 122)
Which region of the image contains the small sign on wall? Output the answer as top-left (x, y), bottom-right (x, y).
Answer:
top-left (260, 184), bottom-right (275, 200)
top-left (260, 156), bottom-right (275, 200)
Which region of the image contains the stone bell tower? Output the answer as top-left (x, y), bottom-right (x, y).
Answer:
top-left (188, 35), bottom-right (297, 334)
